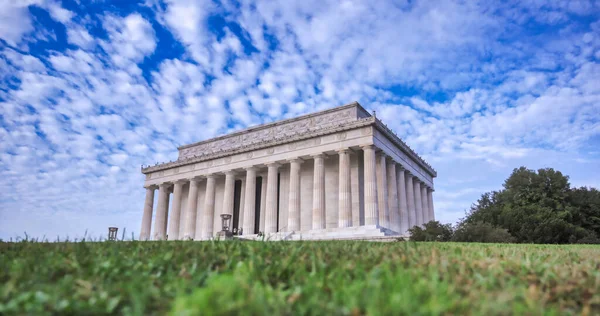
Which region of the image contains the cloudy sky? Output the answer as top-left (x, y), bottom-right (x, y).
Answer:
top-left (1, 0), bottom-right (599, 240)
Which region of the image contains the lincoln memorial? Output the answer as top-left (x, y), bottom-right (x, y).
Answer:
top-left (139, 102), bottom-right (437, 241)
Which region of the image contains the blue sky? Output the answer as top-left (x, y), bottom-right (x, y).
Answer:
top-left (1, 0), bottom-right (599, 240)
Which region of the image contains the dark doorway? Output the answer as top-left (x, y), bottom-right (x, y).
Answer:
top-left (254, 177), bottom-right (262, 234)
top-left (232, 180), bottom-right (242, 230)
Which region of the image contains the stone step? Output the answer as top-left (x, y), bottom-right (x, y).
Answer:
top-left (236, 225), bottom-right (401, 241)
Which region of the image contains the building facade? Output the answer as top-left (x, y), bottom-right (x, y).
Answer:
top-left (139, 102), bottom-right (437, 241)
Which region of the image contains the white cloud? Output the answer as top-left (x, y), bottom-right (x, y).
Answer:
top-left (3, 49), bottom-right (46, 72)
top-left (101, 13), bottom-right (157, 65)
top-left (0, 1), bottom-right (39, 45)
top-left (46, 1), bottom-right (74, 23)
top-left (1, 0), bottom-right (599, 240)
top-left (66, 25), bottom-right (95, 49)
top-left (160, 0), bottom-right (213, 66)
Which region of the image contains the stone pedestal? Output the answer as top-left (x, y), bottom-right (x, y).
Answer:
top-left (216, 230), bottom-right (234, 240)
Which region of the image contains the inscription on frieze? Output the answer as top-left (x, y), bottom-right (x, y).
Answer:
top-left (178, 107), bottom-right (356, 160)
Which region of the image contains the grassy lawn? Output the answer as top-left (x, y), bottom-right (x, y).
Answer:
top-left (1, 240), bottom-right (599, 315)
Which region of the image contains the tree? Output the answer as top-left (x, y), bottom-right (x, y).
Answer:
top-left (409, 221), bottom-right (453, 242)
top-left (462, 167), bottom-right (600, 244)
top-left (566, 187), bottom-right (600, 237)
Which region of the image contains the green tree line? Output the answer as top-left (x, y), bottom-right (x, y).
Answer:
top-left (410, 167), bottom-right (600, 244)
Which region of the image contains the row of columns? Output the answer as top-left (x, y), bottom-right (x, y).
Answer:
top-left (362, 145), bottom-right (435, 233)
top-left (140, 175), bottom-right (218, 241)
top-left (139, 145), bottom-right (434, 240)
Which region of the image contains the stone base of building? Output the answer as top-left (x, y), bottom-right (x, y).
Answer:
top-left (231, 225), bottom-right (408, 241)
top-left (216, 230), bottom-right (234, 240)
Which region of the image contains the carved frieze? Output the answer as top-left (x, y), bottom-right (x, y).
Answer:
top-left (178, 107), bottom-right (356, 160)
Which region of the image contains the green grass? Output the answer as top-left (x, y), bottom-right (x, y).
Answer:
top-left (1, 240), bottom-right (599, 315)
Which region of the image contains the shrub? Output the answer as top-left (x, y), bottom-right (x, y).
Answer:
top-left (409, 221), bottom-right (453, 242)
top-left (575, 233), bottom-right (600, 244)
top-left (452, 221), bottom-right (515, 243)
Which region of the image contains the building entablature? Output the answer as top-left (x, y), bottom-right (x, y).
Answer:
top-left (142, 102), bottom-right (436, 179)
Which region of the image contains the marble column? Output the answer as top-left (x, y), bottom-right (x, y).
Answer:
top-left (259, 173), bottom-right (267, 232)
top-left (239, 178), bottom-right (246, 231)
top-left (397, 167), bottom-right (409, 234)
top-left (361, 145), bottom-right (379, 226)
top-left (377, 153), bottom-right (389, 228)
top-left (167, 180), bottom-right (184, 240)
top-left (153, 183), bottom-right (171, 240)
top-left (312, 154), bottom-right (326, 230)
top-left (386, 159), bottom-right (399, 232)
top-left (184, 178), bottom-right (200, 240)
top-left (350, 153), bottom-right (362, 227)
top-left (421, 185), bottom-right (430, 224)
top-left (265, 163), bottom-right (280, 233)
top-left (164, 193), bottom-right (170, 235)
top-left (139, 185), bottom-right (156, 241)
top-left (338, 149), bottom-right (352, 228)
top-left (428, 188), bottom-right (435, 221)
top-left (287, 159), bottom-right (303, 231)
top-left (201, 175), bottom-right (217, 239)
top-left (222, 171), bottom-right (236, 216)
top-left (405, 174), bottom-right (416, 229)
top-left (242, 167), bottom-right (257, 235)
top-left (413, 180), bottom-right (424, 227)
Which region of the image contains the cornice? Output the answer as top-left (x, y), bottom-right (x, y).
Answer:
top-left (142, 117), bottom-right (376, 174)
top-left (373, 118), bottom-right (437, 177)
top-left (142, 108), bottom-right (437, 178)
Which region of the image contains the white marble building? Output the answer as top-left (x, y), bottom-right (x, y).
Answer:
top-left (139, 102), bottom-right (436, 241)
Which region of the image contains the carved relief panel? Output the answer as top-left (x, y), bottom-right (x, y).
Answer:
top-left (178, 107), bottom-right (357, 160)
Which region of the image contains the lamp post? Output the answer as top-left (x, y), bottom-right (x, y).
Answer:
top-left (108, 227), bottom-right (118, 241)
top-left (217, 214), bottom-right (233, 239)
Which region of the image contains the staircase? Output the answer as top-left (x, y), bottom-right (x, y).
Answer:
top-left (236, 225), bottom-right (408, 242)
